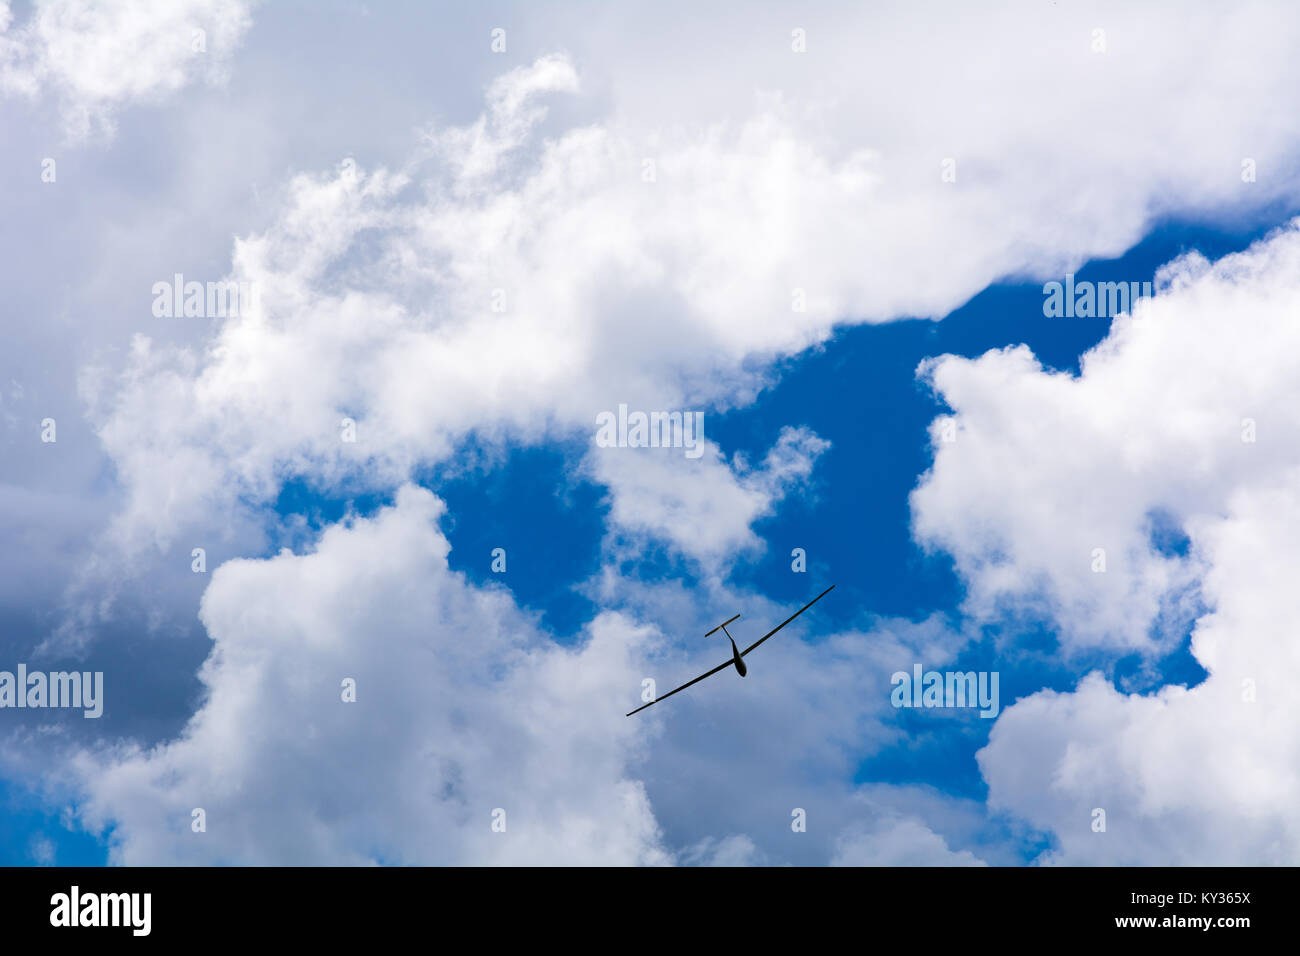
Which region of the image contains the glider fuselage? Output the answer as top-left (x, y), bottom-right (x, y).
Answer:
top-left (722, 627), bottom-right (747, 677)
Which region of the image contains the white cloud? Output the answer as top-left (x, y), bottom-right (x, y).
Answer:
top-left (68, 485), bottom-right (671, 865)
top-left (978, 477), bottom-right (1300, 864)
top-left (11, 2), bottom-right (1300, 865)
top-left (913, 221), bottom-right (1300, 655)
top-left (832, 816), bottom-right (986, 866)
top-left (911, 224), bottom-right (1300, 861)
top-left (80, 2), bottom-right (1300, 568)
top-left (590, 427), bottom-right (829, 566)
top-left (0, 0), bottom-right (254, 138)
top-left (679, 834), bottom-right (765, 866)
top-left (56, 482), bottom-right (981, 865)
top-left (29, 834), bottom-right (56, 865)
top-left (17, 468), bottom-right (996, 865)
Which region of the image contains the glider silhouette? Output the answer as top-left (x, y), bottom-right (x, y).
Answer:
top-left (626, 584), bottom-right (835, 716)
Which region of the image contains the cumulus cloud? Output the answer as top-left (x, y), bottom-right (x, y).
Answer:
top-left (82, 54), bottom-right (845, 564)
top-left (832, 816), bottom-right (986, 866)
top-left (68, 485), bottom-right (670, 865)
top-left (911, 224), bottom-right (1300, 861)
top-left (83, 5), bottom-right (1300, 565)
top-left (978, 478), bottom-right (1300, 864)
top-left (589, 427), bottom-right (829, 566)
top-left (18, 2), bottom-right (1300, 866)
top-left (56, 483), bottom-right (983, 865)
top-left (0, 0), bottom-right (254, 138)
top-left (913, 221), bottom-right (1300, 655)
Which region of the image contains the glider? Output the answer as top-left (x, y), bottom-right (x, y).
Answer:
top-left (626, 585), bottom-right (835, 716)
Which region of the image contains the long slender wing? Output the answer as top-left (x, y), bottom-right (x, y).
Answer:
top-left (627, 586), bottom-right (835, 716)
top-left (740, 584), bottom-right (835, 657)
top-left (625, 658), bottom-right (735, 716)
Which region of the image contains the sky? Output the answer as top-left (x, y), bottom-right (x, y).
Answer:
top-left (2, 0), bottom-right (1300, 866)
